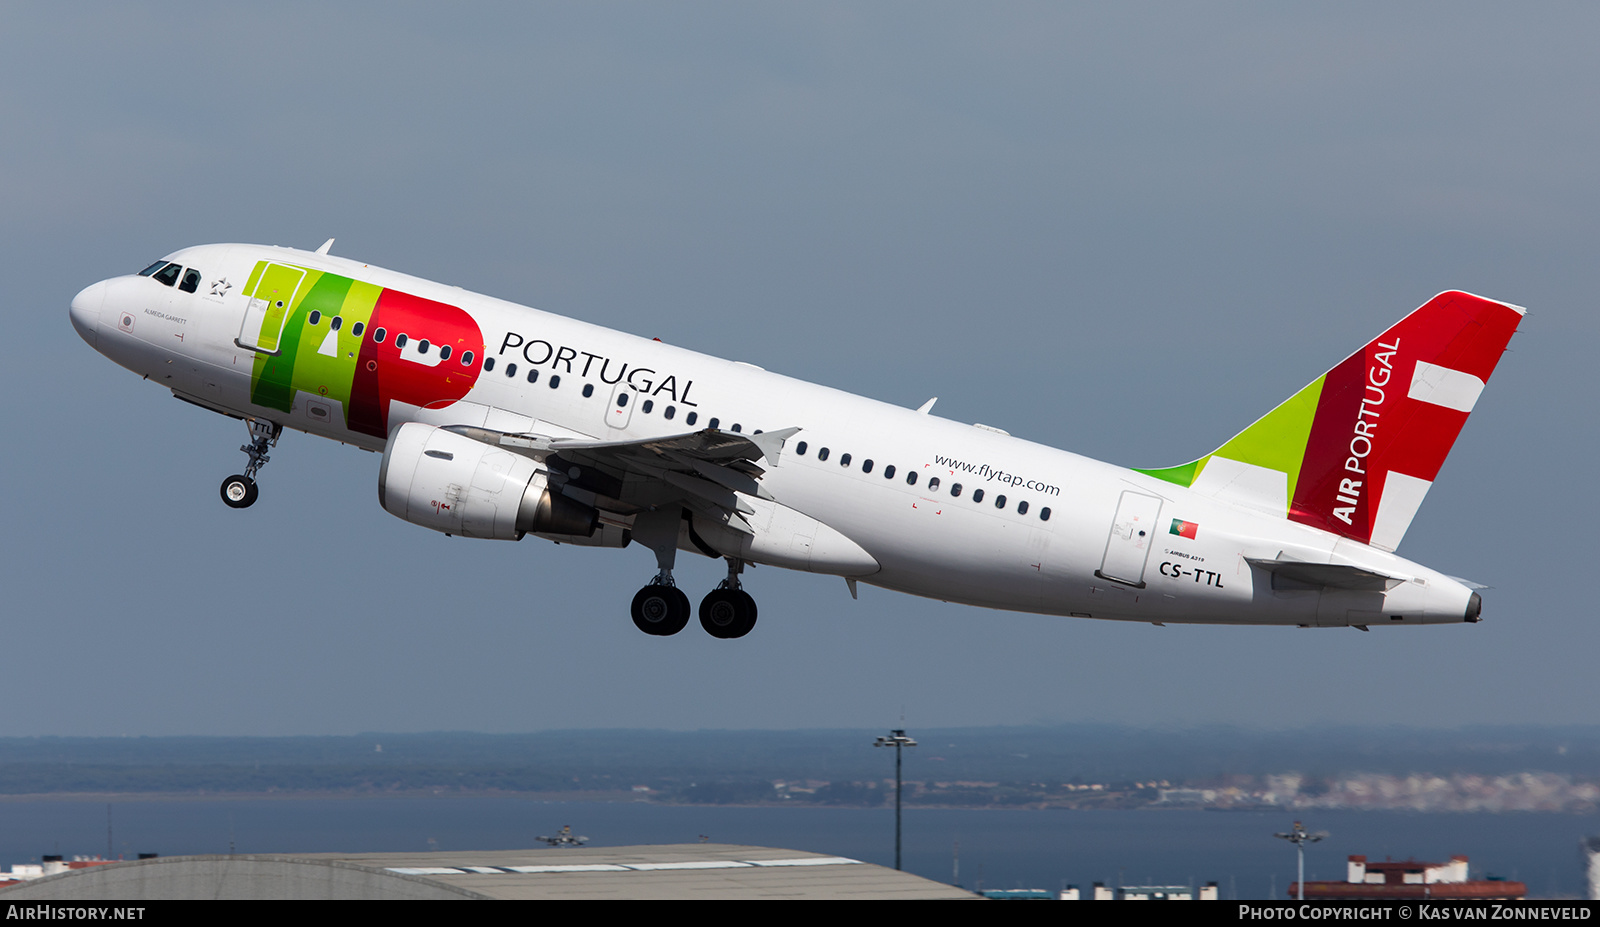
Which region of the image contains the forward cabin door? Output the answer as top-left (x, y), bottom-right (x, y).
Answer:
top-left (235, 263), bottom-right (307, 355)
top-left (1096, 490), bottom-right (1163, 587)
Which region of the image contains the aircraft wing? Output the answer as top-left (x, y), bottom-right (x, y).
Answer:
top-left (442, 424), bottom-right (801, 536)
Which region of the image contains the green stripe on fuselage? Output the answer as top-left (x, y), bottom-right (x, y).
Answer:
top-left (248, 265), bottom-right (381, 423)
top-left (285, 272), bottom-right (360, 413)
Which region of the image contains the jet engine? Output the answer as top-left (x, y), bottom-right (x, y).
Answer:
top-left (378, 422), bottom-right (597, 541)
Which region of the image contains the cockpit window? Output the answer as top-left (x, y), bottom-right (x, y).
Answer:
top-left (179, 269), bottom-right (201, 293)
top-left (152, 264), bottom-right (182, 287)
top-left (138, 261), bottom-right (168, 277)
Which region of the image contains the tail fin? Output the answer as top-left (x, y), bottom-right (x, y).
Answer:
top-left (1137, 291), bottom-right (1525, 551)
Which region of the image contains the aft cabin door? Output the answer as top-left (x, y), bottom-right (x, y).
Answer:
top-left (1097, 490), bottom-right (1163, 588)
top-left (235, 263), bottom-right (307, 355)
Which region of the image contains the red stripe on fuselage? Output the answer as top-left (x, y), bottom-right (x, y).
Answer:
top-left (349, 288), bottom-right (484, 439)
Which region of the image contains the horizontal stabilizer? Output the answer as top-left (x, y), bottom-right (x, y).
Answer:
top-left (1246, 557), bottom-right (1401, 591)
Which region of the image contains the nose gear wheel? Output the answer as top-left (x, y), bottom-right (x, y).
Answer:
top-left (220, 475), bottom-right (258, 508)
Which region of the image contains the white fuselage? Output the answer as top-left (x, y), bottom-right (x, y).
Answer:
top-left (69, 243), bottom-right (1480, 628)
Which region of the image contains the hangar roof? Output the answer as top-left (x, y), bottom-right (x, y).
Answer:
top-left (0, 843), bottom-right (977, 900)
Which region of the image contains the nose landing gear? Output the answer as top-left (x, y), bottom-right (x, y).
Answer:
top-left (220, 418), bottom-right (281, 509)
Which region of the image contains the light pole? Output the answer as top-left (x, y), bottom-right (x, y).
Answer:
top-left (1273, 820), bottom-right (1328, 900)
top-left (874, 729), bottom-right (916, 870)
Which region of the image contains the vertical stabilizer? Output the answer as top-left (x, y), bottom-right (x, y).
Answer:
top-left (1139, 291), bottom-right (1525, 551)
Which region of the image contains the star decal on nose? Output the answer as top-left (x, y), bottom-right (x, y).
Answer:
top-left (210, 277), bottom-right (232, 297)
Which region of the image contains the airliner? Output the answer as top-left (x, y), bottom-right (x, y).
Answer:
top-left (68, 241), bottom-right (1525, 639)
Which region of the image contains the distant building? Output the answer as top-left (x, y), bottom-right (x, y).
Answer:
top-left (1291, 855), bottom-right (1525, 900)
top-left (0, 856), bottom-right (119, 887)
top-left (1080, 880), bottom-right (1218, 900)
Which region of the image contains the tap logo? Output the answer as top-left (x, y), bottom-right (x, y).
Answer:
top-left (243, 262), bottom-right (484, 438)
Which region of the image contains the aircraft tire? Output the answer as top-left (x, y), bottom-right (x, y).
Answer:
top-left (631, 584), bottom-right (690, 636)
top-left (699, 588), bottom-right (758, 639)
top-left (220, 475), bottom-right (258, 509)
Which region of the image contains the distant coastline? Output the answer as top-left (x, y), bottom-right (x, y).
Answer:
top-left (0, 725), bottom-right (1595, 813)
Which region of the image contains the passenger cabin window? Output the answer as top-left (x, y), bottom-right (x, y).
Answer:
top-left (330, 316), bottom-right (343, 331)
top-left (951, 483), bottom-right (962, 497)
top-left (972, 488), bottom-right (984, 503)
top-left (642, 399), bottom-right (653, 413)
top-left (308, 310), bottom-right (322, 325)
top-left (506, 362), bottom-right (517, 377)
top-left (484, 357), bottom-right (495, 371)
top-left (549, 374), bottom-right (561, 388)
top-left (1040, 507), bottom-right (1051, 521)
top-left (709, 418), bottom-right (720, 429)
top-left (1017, 500), bottom-right (1029, 515)
top-left (883, 464), bottom-right (895, 479)
top-left (862, 459), bottom-right (874, 474)
top-left (731, 423), bottom-right (741, 433)
top-left (686, 411), bottom-right (698, 425)
top-left (995, 494), bottom-right (1006, 509)
top-left (374, 328), bottom-right (386, 343)
top-left (526, 369), bottom-right (537, 383)
top-left (617, 393), bottom-right (629, 407)
top-left (664, 406), bottom-right (675, 420)
top-left (152, 264), bottom-right (181, 287)
top-left (907, 472), bottom-right (919, 486)
top-left (582, 384), bottom-right (594, 398)
top-left (817, 447), bottom-right (830, 461)
top-left (840, 453), bottom-right (852, 468)
top-left (179, 269), bottom-right (201, 293)
top-left (461, 350), bottom-right (473, 365)
top-left (351, 321), bottom-right (364, 337)
top-left (395, 334), bottom-right (409, 348)
top-left (796, 441), bottom-right (808, 455)
top-left (439, 344), bottom-right (451, 360)
top-left (418, 339), bottom-right (430, 354)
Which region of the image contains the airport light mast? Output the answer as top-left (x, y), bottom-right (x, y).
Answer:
top-left (1274, 820), bottom-right (1328, 900)
top-left (874, 729), bottom-right (916, 870)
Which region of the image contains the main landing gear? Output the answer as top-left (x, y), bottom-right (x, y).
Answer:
top-left (699, 559), bottom-right (757, 639)
top-left (627, 508), bottom-right (760, 639)
top-left (628, 559), bottom-right (759, 640)
top-left (631, 573), bottom-right (692, 637)
top-left (220, 418), bottom-right (281, 509)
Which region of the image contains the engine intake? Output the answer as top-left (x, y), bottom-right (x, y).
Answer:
top-left (378, 422), bottom-right (597, 540)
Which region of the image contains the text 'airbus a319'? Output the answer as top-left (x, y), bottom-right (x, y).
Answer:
top-left (69, 241), bottom-right (1524, 639)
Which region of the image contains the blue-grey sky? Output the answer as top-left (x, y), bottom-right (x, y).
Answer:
top-left (1, 2), bottom-right (1594, 735)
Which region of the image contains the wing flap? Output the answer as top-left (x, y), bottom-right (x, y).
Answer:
top-left (442, 423), bottom-right (797, 530)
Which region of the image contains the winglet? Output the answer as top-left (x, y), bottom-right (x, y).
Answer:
top-left (315, 238), bottom-right (335, 255)
top-left (749, 427), bottom-right (801, 463)
top-left (916, 397), bottom-right (937, 414)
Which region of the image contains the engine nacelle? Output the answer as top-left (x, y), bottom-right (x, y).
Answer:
top-left (378, 423), bottom-right (597, 540)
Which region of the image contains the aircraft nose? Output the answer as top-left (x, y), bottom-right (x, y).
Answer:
top-left (70, 280), bottom-right (107, 347)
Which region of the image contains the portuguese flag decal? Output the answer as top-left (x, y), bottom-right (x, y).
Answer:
top-left (1170, 519), bottom-right (1199, 539)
